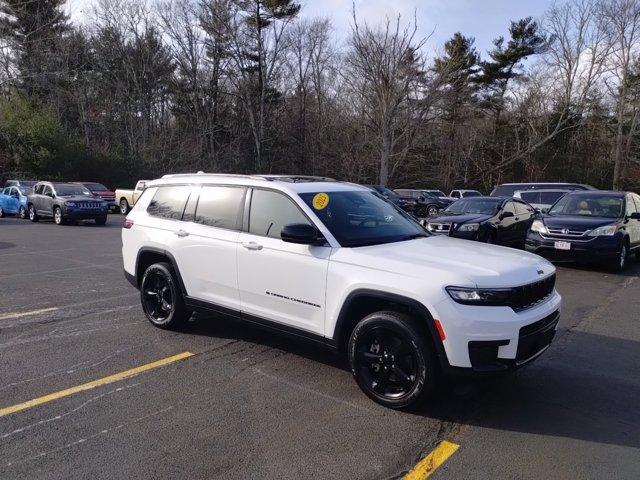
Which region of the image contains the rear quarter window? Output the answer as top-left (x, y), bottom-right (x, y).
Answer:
top-left (147, 185), bottom-right (191, 220)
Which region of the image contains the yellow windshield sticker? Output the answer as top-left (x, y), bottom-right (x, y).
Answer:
top-left (312, 193), bottom-right (330, 210)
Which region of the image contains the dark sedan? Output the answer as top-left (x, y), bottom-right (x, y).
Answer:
top-left (525, 191), bottom-right (640, 271)
top-left (425, 196), bottom-right (535, 248)
top-left (394, 189), bottom-right (453, 217)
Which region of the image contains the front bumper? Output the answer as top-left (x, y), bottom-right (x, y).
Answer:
top-left (525, 232), bottom-right (620, 262)
top-left (63, 208), bottom-right (108, 220)
top-left (431, 289), bottom-right (562, 371)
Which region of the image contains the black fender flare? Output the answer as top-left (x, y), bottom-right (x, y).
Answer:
top-left (135, 247), bottom-right (188, 295)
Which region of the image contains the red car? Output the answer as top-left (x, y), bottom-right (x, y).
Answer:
top-left (74, 182), bottom-right (118, 213)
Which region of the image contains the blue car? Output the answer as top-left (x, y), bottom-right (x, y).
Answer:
top-left (0, 185), bottom-right (31, 219)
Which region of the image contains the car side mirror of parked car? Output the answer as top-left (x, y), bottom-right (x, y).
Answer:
top-left (628, 212), bottom-right (640, 220)
top-left (281, 223), bottom-right (324, 245)
top-left (500, 211), bottom-right (514, 219)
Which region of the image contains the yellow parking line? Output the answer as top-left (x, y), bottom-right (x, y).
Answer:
top-left (404, 440), bottom-right (460, 479)
top-left (0, 307), bottom-right (58, 321)
top-left (0, 352), bottom-right (194, 418)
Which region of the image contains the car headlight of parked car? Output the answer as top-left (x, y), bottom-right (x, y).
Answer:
top-left (530, 220), bottom-right (548, 234)
top-left (446, 286), bottom-right (511, 305)
top-left (66, 202), bottom-right (76, 207)
top-left (588, 225), bottom-right (618, 236)
top-left (457, 223), bottom-right (479, 232)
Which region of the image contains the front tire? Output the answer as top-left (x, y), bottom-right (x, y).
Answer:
top-left (28, 204), bottom-right (39, 222)
top-left (19, 206), bottom-right (27, 219)
top-left (140, 262), bottom-right (189, 329)
top-left (95, 215), bottom-right (107, 225)
top-left (612, 241), bottom-right (628, 272)
top-left (53, 207), bottom-right (64, 225)
top-left (120, 199), bottom-right (130, 215)
top-left (348, 311), bottom-right (437, 409)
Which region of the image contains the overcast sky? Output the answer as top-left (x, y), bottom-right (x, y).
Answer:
top-left (66, 0), bottom-right (558, 58)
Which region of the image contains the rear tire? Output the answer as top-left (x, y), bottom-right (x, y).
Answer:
top-left (348, 311), bottom-right (437, 409)
top-left (28, 204), bottom-right (39, 222)
top-left (120, 198), bottom-right (130, 215)
top-left (140, 262), bottom-right (189, 329)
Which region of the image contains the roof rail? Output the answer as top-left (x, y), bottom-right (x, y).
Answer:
top-left (259, 175), bottom-right (336, 183)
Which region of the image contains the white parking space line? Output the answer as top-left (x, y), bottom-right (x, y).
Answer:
top-left (0, 308), bottom-right (59, 321)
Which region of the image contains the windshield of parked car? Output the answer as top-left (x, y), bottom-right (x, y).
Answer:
top-left (445, 198), bottom-right (502, 215)
top-left (54, 184), bottom-right (93, 196)
top-left (461, 191), bottom-right (482, 197)
top-left (299, 190), bottom-right (427, 247)
top-left (84, 183), bottom-right (108, 191)
top-left (548, 194), bottom-right (624, 218)
top-left (429, 190), bottom-right (446, 197)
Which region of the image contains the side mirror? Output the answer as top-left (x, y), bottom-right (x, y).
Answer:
top-left (541, 208), bottom-right (549, 214)
top-left (629, 212), bottom-right (640, 220)
top-left (281, 223), bottom-right (324, 245)
top-left (500, 211), bottom-right (514, 219)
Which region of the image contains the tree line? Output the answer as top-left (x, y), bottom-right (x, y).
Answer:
top-left (0, 0), bottom-right (639, 192)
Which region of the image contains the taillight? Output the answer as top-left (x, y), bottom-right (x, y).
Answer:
top-left (123, 219), bottom-right (134, 229)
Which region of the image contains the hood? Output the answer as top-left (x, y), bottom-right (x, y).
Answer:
top-left (428, 213), bottom-right (493, 224)
top-left (59, 195), bottom-right (106, 203)
top-left (333, 235), bottom-right (553, 288)
top-left (542, 215), bottom-right (619, 230)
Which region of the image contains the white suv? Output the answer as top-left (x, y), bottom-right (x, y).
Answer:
top-left (122, 174), bottom-right (561, 408)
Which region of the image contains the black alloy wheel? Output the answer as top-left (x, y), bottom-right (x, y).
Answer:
top-left (140, 262), bottom-right (188, 329)
top-left (349, 311), bottom-right (436, 409)
top-left (28, 205), bottom-right (39, 222)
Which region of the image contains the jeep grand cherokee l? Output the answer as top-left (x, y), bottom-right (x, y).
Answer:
top-left (122, 174), bottom-right (561, 409)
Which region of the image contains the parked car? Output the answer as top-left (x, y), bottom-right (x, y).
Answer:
top-left (394, 189), bottom-right (452, 217)
top-left (4, 179), bottom-right (38, 189)
top-left (116, 180), bottom-right (149, 214)
top-left (27, 182), bottom-right (108, 225)
top-left (514, 189), bottom-right (571, 212)
top-left (525, 191), bottom-right (640, 271)
top-left (122, 173), bottom-right (560, 409)
top-left (449, 189), bottom-right (482, 199)
top-left (426, 196), bottom-right (535, 247)
top-left (0, 185), bottom-right (31, 218)
top-left (364, 185), bottom-right (414, 212)
top-left (74, 182), bottom-right (118, 212)
top-left (491, 182), bottom-right (595, 197)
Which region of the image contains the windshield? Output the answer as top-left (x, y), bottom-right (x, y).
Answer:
top-left (83, 183), bottom-right (108, 191)
top-left (54, 184), bottom-right (93, 196)
top-left (461, 191), bottom-right (482, 197)
top-left (445, 198), bottom-right (502, 215)
top-left (299, 190), bottom-right (427, 247)
top-left (429, 190), bottom-right (446, 197)
top-left (548, 194), bottom-right (624, 218)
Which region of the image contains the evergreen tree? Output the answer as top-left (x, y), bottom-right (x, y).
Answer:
top-left (477, 17), bottom-right (546, 127)
top-left (0, 0), bottom-right (70, 99)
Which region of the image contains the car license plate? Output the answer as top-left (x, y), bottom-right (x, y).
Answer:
top-left (554, 241), bottom-right (571, 250)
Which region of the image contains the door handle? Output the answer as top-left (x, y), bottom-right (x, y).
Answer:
top-left (242, 241), bottom-right (263, 251)
top-left (174, 229), bottom-right (189, 238)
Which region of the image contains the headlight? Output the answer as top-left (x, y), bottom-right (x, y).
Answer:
top-left (588, 225), bottom-right (618, 236)
top-left (530, 220), bottom-right (548, 234)
top-left (66, 202), bottom-right (76, 207)
top-left (457, 223), bottom-right (479, 232)
top-left (446, 286), bottom-right (511, 306)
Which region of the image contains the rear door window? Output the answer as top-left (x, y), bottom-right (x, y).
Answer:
top-left (249, 189), bottom-right (310, 239)
top-left (193, 186), bottom-right (245, 230)
top-left (147, 185), bottom-right (191, 220)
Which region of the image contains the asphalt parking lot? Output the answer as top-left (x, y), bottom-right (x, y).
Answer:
top-left (0, 215), bottom-right (639, 479)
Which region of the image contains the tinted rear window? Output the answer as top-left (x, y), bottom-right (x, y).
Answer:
top-left (194, 186), bottom-right (245, 229)
top-left (147, 185), bottom-right (191, 220)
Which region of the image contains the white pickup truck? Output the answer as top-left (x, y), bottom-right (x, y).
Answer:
top-left (115, 180), bottom-right (148, 214)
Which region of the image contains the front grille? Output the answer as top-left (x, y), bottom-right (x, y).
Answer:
top-left (510, 274), bottom-right (556, 312)
top-left (546, 227), bottom-right (588, 238)
top-left (428, 222), bottom-right (451, 234)
top-left (77, 202), bottom-right (101, 209)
